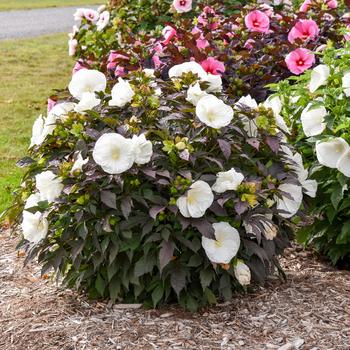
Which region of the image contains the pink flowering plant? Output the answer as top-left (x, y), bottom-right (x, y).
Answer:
top-left (272, 45), bottom-right (350, 266)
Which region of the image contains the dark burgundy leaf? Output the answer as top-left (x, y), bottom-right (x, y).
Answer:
top-left (235, 201), bottom-right (249, 215)
top-left (191, 219), bottom-right (215, 238)
top-left (121, 196), bottom-right (132, 219)
top-left (101, 191), bottom-right (117, 209)
top-left (170, 267), bottom-right (186, 296)
top-left (247, 138), bottom-right (260, 150)
top-left (218, 139), bottom-right (231, 160)
top-left (266, 136), bottom-right (280, 154)
top-left (159, 240), bottom-right (174, 272)
top-left (149, 206), bottom-right (166, 220)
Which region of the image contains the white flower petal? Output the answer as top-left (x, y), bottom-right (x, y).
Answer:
top-left (275, 183), bottom-right (303, 218)
top-left (309, 64), bottom-right (330, 93)
top-left (342, 72), bottom-right (350, 97)
top-left (212, 168), bottom-right (244, 193)
top-left (35, 171), bottom-right (63, 203)
top-left (109, 78), bottom-right (135, 107)
top-left (202, 222), bottom-right (240, 264)
top-left (196, 95), bottom-right (233, 129)
top-left (68, 69), bottom-right (107, 100)
top-left (337, 150), bottom-right (350, 177)
top-left (301, 103), bottom-right (327, 137)
top-left (132, 134), bottom-right (153, 165)
top-left (74, 92), bottom-right (101, 113)
top-left (316, 138), bottom-right (350, 169)
top-left (93, 133), bottom-right (135, 174)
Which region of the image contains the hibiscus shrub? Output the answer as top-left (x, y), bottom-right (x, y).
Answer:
top-left (4, 59), bottom-right (315, 309)
top-left (273, 45), bottom-right (350, 265)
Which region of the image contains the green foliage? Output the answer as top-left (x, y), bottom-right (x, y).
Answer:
top-left (274, 45), bottom-right (350, 264)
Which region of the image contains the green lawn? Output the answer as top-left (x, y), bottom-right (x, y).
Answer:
top-left (0, 0), bottom-right (99, 11)
top-left (0, 33), bottom-right (74, 213)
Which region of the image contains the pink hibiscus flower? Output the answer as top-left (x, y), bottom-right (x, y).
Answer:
top-left (288, 19), bottom-right (320, 43)
top-left (285, 48), bottom-right (315, 75)
top-left (107, 51), bottom-right (128, 70)
top-left (201, 57), bottom-right (225, 76)
top-left (161, 26), bottom-right (177, 45)
top-left (244, 10), bottom-right (270, 33)
top-left (172, 0), bottom-right (192, 13)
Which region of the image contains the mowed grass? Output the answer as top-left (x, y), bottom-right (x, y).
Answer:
top-left (0, 0), bottom-right (99, 11)
top-left (0, 33), bottom-right (73, 213)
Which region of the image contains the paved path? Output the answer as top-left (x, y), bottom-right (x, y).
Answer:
top-left (0, 5), bottom-right (98, 40)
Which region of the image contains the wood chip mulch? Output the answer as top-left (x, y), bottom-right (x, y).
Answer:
top-left (0, 230), bottom-right (349, 350)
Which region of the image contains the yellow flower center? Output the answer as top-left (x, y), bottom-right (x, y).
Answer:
top-left (111, 147), bottom-right (120, 160)
top-left (215, 240), bottom-right (223, 248)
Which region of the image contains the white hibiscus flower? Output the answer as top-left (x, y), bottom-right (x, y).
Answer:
top-left (35, 171), bottom-right (63, 203)
top-left (202, 222), bottom-right (241, 264)
top-left (316, 138), bottom-right (350, 169)
top-left (96, 11), bottom-right (110, 31)
top-left (196, 95), bottom-right (234, 129)
top-left (74, 92), bottom-right (101, 113)
top-left (93, 133), bottom-right (135, 174)
top-left (342, 72), bottom-right (350, 97)
top-left (168, 61), bottom-right (208, 80)
top-left (109, 78), bottom-right (135, 108)
top-left (68, 69), bottom-right (107, 100)
top-left (186, 82), bottom-right (208, 106)
top-left (309, 64), bottom-right (330, 93)
top-left (212, 168), bottom-right (244, 193)
top-left (177, 180), bottom-right (214, 218)
top-left (300, 103), bottom-right (327, 137)
top-left (275, 183), bottom-right (303, 218)
top-left (131, 134), bottom-right (153, 165)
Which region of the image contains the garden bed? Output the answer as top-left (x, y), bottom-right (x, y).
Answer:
top-left (0, 229), bottom-right (349, 350)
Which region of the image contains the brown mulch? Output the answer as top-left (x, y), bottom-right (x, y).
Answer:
top-left (0, 230), bottom-right (349, 350)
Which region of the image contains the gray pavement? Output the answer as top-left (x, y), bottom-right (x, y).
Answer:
top-left (0, 5), bottom-right (98, 40)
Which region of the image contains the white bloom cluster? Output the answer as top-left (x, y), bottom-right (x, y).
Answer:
top-left (169, 62), bottom-right (233, 129)
top-left (21, 171), bottom-right (63, 244)
top-left (30, 102), bottom-right (76, 148)
top-left (93, 133), bottom-right (153, 174)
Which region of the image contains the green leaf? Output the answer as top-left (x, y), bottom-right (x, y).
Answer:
top-left (95, 273), bottom-right (106, 297)
top-left (109, 275), bottom-right (121, 302)
top-left (200, 269), bottom-right (214, 290)
top-left (337, 221), bottom-right (350, 244)
top-left (331, 184), bottom-right (345, 210)
top-left (204, 288), bottom-right (217, 304)
top-left (151, 285), bottom-right (164, 307)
